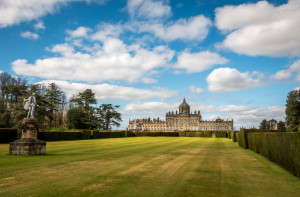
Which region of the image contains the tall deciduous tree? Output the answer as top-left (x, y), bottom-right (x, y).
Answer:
top-left (98, 104), bottom-right (122, 130)
top-left (259, 119), bottom-right (270, 130)
top-left (286, 90), bottom-right (300, 131)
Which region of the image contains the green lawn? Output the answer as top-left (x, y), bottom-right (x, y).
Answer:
top-left (1, 137), bottom-right (300, 197)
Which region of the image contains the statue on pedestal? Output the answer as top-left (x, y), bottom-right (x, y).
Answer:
top-left (24, 93), bottom-right (38, 118)
top-left (9, 92), bottom-right (46, 155)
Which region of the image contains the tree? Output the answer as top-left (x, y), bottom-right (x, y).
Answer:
top-left (0, 72), bottom-right (28, 128)
top-left (259, 119), bottom-right (270, 130)
top-left (98, 104), bottom-right (122, 130)
top-left (67, 108), bottom-right (85, 129)
top-left (277, 121), bottom-right (287, 132)
top-left (44, 83), bottom-right (64, 129)
top-left (69, 89), bottom-right (99, 129)
top-left (286, 89), bottom-right (300, 131)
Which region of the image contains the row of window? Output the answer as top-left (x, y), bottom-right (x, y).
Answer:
top-left (167, 119), bottom-right (198, 123)
top-left (144, 125), bottom-right (232, 131)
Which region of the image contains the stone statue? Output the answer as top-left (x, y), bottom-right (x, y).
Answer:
top-left (24, 93), bottom-right (38, 118)
top-left (10, 92), bottom-right (46, 155)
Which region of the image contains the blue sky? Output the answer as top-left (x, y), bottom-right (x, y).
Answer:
top-left (0, 0), bottom-right (299, 129)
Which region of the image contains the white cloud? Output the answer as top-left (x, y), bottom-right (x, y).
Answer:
top-left (126, 0), bottom-right (171, 20)
top-left (91, 23), bottom-right (123, 41)
top-left (206, 67), bottom-right (264, 93)
top-left (270, 69), bottom-right (292, 81)
top-left (34, 21), bottom-right (45, 30)
top-left (20, 31), bottom-right (39, 39)
top-left (187, 85), bottom-right (204, 94)
top-left (67, 27), bottom-right (92, 38)
top-left (174, 51), bottom-right (228, 73)
top-left (0, 70), bottom-right (3, 74)
top-left (271, 60), bottom-right (300, 81)
top-left (121, 100), bottom-right (285, 129)
top-left (37, 80), bottom-right (178, 101)
top-left (12, 37), bottom-right (175, 83)
top-left (215, 0), bottom-right (300, 57)
top-left (0, 0), bottom-right (107, 28)
top-left (134, 15), bottom-right (212, 42)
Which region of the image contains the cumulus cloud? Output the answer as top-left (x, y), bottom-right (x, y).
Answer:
top-left (126, 0), bottom-right (171, 20)
top-left (174, 51), bottom-right (228, 73)
top-left (0, 0), bottom-right (107, 28)
top-left (67, 27), bottom-right (91, 38)
top-left (34, 21), bottom-right (45, 30)
top-left (215, 0), bottom-right (300, 57)
top-left (271, 60), bottom-right (300, 81)
top-left (91, 23), bottom-right (123, 41)
top-left (134, 15), bottom-right (212, 42)
top-left (206, 67), bottom-right (264, 92)
top-left (20, 31), bottom-right (39, 39)
top-left (12, 37), bottom-right (174, 83)
top-left (37, 80), bottom-right (178, 101)
top-left (121, 100), bottom-right (285, 129)
top-left (187, 85), bottom-right (204, 94)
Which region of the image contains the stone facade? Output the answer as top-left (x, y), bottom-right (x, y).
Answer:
top-left (129, 98), bottom-right (234, 131)
top-left (9, 118), bottom-right (46, 155)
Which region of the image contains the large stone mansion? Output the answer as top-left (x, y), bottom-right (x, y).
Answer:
top-left (128, 98), bottom-right (234, 131)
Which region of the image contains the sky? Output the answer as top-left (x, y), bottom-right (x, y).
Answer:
top-left (0, 0), bottom-right (300, 130)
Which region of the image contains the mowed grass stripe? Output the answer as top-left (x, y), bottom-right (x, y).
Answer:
top-left (1, 137), bottom-right (300, 197)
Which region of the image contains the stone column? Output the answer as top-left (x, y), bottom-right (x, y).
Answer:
top-left (9, 118), bottom-right (46, 155)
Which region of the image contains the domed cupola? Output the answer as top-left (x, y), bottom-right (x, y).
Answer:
top-left (179, 98), bottom-right (190, 115)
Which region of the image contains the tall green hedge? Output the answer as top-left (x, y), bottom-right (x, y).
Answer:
top-left (179, 131), bottom-right (186, 137)
top-left (238, 129), bottom-right (276, 149)
top-left (247, 132), bottom-right (300, 178)
top-left (132, 132), bottom-right (179, 137)
top-left (0, 128), bottom-right (18, 143)
top-left (232, 131), bottom-right (238, 142)
top-left (215, 131), bottom-right (228, 138)
top-left (186, 131), bottom-right (212, 137)
top-left (228, 131), bottom-right (232, 139)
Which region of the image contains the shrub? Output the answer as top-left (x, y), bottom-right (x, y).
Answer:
top-left (125, 130), bottom-right (134, 137)
top-left (120, 130), bottom-right (126, 137)
top-left (39, 131), bottom-right (83, 141)
top-left (132, 131), bottom-right (179, 137)
top-left (228, 131), bottom-right (232, 139)
top-left (186, 131), bottom-right (212, 137)
top-left (82, 130), bottom-right (93, 139)
top-left (179, 131), bottom-right (186, 137)
top-left (215, 131), bottom-right (227, 138)
top-left (232, 131), bottom-right (238, 142)
top-left (0, 128), bottom-right (18, 143)
top-left (93, 131), bottom-right (121, 139)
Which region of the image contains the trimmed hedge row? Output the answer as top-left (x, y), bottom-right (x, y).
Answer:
top-left (186, 131), bottom-right (212, 137)
top-left (93, 131), bottom-right (121, 139)
top-left (132, 131), bottom-right (179, 137)
top-left (247, 132), bottom-right (300, 178)
top-left (0, 128), bottom-right (19, 143)
top-left (238, 129), bottom-right (275, 149)
top-left (215, 131), bottom-right (228, 138)
top-left (39, 131), bottom-right (84, 141)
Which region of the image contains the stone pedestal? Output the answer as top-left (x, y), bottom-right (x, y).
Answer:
top-left (9, 118), bottom-right (46, 155)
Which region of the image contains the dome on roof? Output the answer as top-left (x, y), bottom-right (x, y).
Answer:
top-left (179, 98), bottom-right (190, 115)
